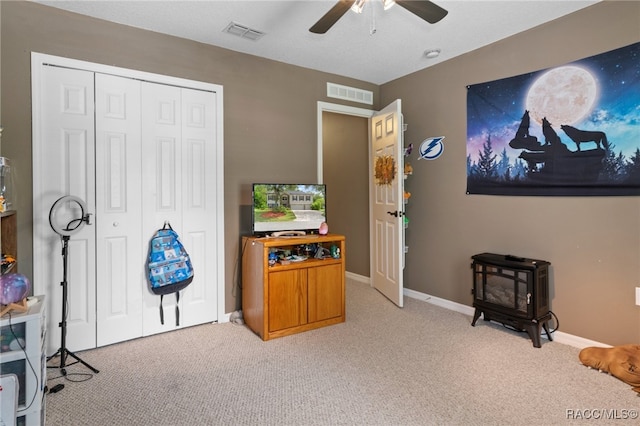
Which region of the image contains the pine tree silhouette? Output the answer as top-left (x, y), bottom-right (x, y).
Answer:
top-left (476, 135), bottom-right (498, 179)
top-left (497, 148), bottom-right (511, 181)
top-left (625, 148), bottom-right (640, 184)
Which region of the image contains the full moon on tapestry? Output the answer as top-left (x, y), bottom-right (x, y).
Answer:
top-left (466, 42), bottom-right (640, 196)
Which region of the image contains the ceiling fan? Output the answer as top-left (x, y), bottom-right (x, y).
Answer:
top-left (309, 0), bottom-right (448, 34)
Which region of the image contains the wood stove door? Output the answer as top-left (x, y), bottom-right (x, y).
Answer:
top-left (474, 263), bottom-right (533, 318)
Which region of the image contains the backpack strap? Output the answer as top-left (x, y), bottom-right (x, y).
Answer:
top-left (159, 294), bottom-right (165, 325)
top-left (159, 292), bottom-right (181, 326)
top-left (175, 291), bottom-right (180, 326)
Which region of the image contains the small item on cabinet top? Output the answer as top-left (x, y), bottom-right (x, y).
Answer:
top-left (319, 222), bottom-right (328, 235)
top-left (268, 252), bottom-right (278, 266)
top-left (1, 254), bottom-right (16, 274)
top-left (0, 156), bottom-right (15, 212)
top-left (0, 273), bottom-right (31, 305)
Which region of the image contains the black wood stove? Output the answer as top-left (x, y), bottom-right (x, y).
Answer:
top-left (471, 253), bottom-right (552, 348)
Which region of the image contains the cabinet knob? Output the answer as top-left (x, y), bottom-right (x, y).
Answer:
top-left (113, 222), bottom-right (119, 227)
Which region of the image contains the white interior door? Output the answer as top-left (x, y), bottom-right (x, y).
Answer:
top-left (370, 100), bottom-right (404, 307)
top-left (95, 73), bottom-right (144, 346)
top-left (33, 65), bottom-right (97, 354)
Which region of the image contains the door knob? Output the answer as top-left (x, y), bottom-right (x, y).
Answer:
top-left (387, 211), bottom-right (404, 217)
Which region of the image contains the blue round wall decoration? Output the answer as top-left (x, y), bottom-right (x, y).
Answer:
top-left (418, 136), bottom-right (445, 160)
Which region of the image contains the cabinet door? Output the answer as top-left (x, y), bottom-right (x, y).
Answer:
top-left (308, 263), bottom-right (343, 323)
top-left (269, 269), bottom-right (308, 332)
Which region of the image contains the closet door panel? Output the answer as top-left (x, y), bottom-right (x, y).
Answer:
top-left (180, 89), bottom-right (218, 326)
top-left (95, 73), bottom-right (144, 346)
top-left (33, 65), bottom-right (97, 354)
top-left (157, 137), bottom-right (178, 211)
top-left (141, 82), bottom-right (183, 335)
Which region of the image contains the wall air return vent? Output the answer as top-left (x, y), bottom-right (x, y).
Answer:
top-left (327, 83), bottom-right (373, 105)
top-left (223, 22), bottom-right (265, 41)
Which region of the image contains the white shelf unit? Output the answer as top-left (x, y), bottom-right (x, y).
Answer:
top-left (0, 297), bottom-right (46, 425)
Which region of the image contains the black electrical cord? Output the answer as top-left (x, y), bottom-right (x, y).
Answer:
top-left (548, 310), bottom-right (560, 333)
top-left (6, 312), bottom-right (38, 413)
top-left (499, 310), bottom-right (559, 335)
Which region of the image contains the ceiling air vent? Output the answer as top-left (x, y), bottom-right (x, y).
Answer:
top-left (223, 22), bottom-right (265, 41)
top-left (327, 83), bottom-right (373, 105)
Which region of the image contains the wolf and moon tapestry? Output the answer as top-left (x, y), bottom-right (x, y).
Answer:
top-left (466, 42), bottom-right (639, 196)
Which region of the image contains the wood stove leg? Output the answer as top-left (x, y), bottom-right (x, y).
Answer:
top-left (471, 308), bottom-right (482, 326)
top-left (524, 323), bottom-right (542, 348)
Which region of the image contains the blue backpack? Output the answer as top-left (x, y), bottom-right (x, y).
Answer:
top-left (147, 222), bottom-right (194, 325)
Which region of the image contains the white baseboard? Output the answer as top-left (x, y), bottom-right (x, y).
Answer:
top-left (309, 273), bottom-right (609, 350)
top-left (345, 271), bottom-right (370, 284)
top-left (549, 331), bottom-right (611, 349)
top-left (401, 286), bottom-right (609, 349)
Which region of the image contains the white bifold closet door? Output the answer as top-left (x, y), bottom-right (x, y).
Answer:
top-left (139, 81), bottom-right (218, 337)
top-left (95, 73), bottom-right (144, 345)
top-left (33, 62), bottom-right (220, 355)
top-left (35, 65), bottom-right (98, 354)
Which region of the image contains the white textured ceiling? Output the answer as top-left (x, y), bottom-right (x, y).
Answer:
top-left (36, 0), bottom-right (600, 85)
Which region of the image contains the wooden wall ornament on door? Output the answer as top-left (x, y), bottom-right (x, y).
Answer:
top-left (374, 155), bottom-right (396, 186)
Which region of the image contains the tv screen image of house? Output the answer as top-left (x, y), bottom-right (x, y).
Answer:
top-left (252, 184), bottom-right (326, 235)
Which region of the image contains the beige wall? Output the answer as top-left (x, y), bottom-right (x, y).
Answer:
top-left (2, 1), bottom-right (639, 346)
top-left (381, 0), bottom-right (640, 346)
top-left (323, 112), bottom-right (370, 276)
top-left (0, 1), bottom-right (378, 314)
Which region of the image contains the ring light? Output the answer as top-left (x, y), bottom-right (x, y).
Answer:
top-left (46, 194), bottom-right (99, 376)
top-left (48, 195), bottom-right (89, 237)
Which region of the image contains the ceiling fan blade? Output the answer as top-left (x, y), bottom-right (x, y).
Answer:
top-left (396, 0), bottom-right (448, 24)
top-left (309, 0), bottom-right (356, 34)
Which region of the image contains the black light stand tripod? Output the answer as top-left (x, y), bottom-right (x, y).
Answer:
top-left (47, 196), bottom-right (99, 377)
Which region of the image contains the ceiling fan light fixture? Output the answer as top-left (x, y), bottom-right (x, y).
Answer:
top-left (310, 0), bottom-right (448, 34)
top-left (424, 49), bottom-right (441, 59)
top-left (351, 0), bottom-right (366, 14)
top-left (382, 0), bottom-right (396, 11)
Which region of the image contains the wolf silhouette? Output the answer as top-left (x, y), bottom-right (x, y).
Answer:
top-left (561, 125), bottom-right (608, 151)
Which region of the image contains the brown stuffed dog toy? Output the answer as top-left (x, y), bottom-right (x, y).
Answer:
top-left (579, 344), bottom-right (640, 393)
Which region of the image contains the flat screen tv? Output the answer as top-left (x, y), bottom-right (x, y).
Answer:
top-left (252, 183), bottom-right (327, 236)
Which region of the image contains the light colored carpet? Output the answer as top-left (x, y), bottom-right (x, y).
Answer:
top-left (45, 279), bottom-right (638, 425)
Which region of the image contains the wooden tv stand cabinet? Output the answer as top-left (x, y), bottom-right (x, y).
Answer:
top-left (242, 234), bottom-right (345, 340)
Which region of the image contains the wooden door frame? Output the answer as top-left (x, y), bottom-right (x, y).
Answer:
top-left (316, 101), bottom-right (373, 284)
top-left (316, 102), bottom-right (373, 183)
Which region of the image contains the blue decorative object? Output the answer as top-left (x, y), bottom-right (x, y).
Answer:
top-left (0, 273), bottom-right (31, 305)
